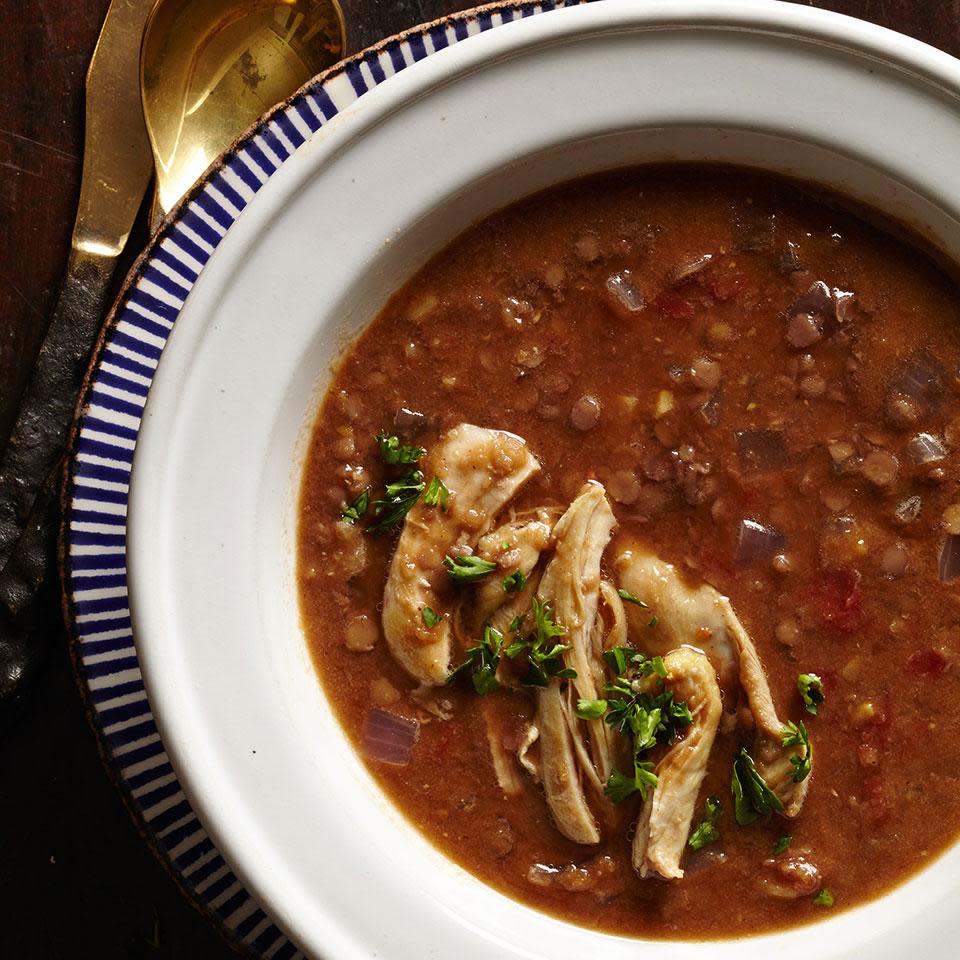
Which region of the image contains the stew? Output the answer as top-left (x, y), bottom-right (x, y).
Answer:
top-left (297, 166), bottom-right (960, 938)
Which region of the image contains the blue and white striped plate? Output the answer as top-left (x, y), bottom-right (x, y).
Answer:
top-left (62, 3), bottom-right (588, 956)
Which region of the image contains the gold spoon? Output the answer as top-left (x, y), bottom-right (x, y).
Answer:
top-left (140, 0), bottom-right (346, 225)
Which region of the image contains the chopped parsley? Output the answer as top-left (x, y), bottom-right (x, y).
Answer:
top-left (423, 476), bottom-right (449, 510)
top-left (604, 760), bottom-right (659, 803)
top-left (375, 433), bottom-right (426, 465)
top-left (504, 597), bottom-right (575, 687)
top-left (575, 698), bottom-right (608, 721)
top-left (443, 554), bottom-right (497, 581)
top-left (731, 748), bottom-right (784, 825)
top-left (773, 834), bottom-right (792, 854)
top-left (367, 471), bottom-right (425, 534)
top-left (617, 588), bottom-right (649, 607)
top-left (648, 616), bottom-right (659, 628)
top-left (340, 489), bottom-right (369, 524)
top-left (813, 888), bottom-right (835, 907)
top-left (502, 570), bottom-right (527, 594)
top-left (421, 607), bottom-right (442, 629)
top-left (447, 624), bottom-right (504, 695)
top-left (797, 673), bottom-right (825, 716)
top-left (507, 613), bottom-right (526, 633)
top-left (596, 644), bottom-right (693, 804)
top-left (781, 720), bottom-right (812, 782)
top-left (688, 796), bottom-right (722, 851)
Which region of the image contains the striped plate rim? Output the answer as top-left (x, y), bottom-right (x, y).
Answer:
top-left (61, 2), bottom-right (589, 957)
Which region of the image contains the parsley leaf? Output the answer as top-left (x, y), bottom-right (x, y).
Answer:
top-left (502, 570), bottom-right (527, 593)
top-left (505, 598), bottom-right (574, 687)
top-left (604, 760), bottom-right (659, 803)
top-left (422, 607), bottom-right (442, 629)
top-left (688, 796), bottom-right (722, 850)
top-left (797, 673), bottom-right (824, 716)
top-left (447, 625), bottom-right (503, 695)
top-left (376, 433), bottom-right (426, 465)
top-left (368, 471), bottom-right (425, 534)
top-left (575, 698), bottom-right (608, 721)
top-left (781, 720), bottom-right (812, 782)
top-left (731, 748), bottom-right (784, 825)
top-left (443, 554), bottom-right (497, 581)
top-left (340, 489), bottom-right (369, 524)
top-left (773, 834), bottom-right (792, 854)
top-left (617, 588), bottom-right (649, 607)
top-left (813, 888), bottom-right (835, 907)
top-left (423, 476), bottom-right (449, 510)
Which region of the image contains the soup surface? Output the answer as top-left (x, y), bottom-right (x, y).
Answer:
top-left (298, 167), bottom-right (960, 938)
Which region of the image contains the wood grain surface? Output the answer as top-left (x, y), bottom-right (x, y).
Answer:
top-left (0, 1), bottom-right (957, 957)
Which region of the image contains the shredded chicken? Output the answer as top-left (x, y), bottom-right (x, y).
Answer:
top-left (481, 698), bottom-right (524, 796)
top-left (536, 482), bottom-right (617, 843)
top-left (472, 512), bottom-right (555, 634)
top-left (631, 647), bottom-right (722, 879)
top-left (382, 424), bottom-right (539, 685)
top-left (615, 544), bottom-right (810, 817)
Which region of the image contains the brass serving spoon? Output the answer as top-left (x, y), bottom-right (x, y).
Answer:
top-left (140, 0), bottom-right (346, 226)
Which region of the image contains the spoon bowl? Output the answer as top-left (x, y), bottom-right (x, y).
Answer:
top-left (140, 0), bottom-right (345, 222)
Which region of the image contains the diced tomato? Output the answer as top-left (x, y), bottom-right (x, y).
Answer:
top-left (707, 271), bottom-right (746, 301)
top-left (812, 568), bottom-right (863, 633)
top-left (654, 289), bottom-right (695, 320)
top-left (861, 774), bottom-right (891, 826)
top-left (906, 648), bottom-right (947, 677)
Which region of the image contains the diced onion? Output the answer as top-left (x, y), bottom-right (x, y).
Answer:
top-left (736, 430), bottom-right (791, 472)
top-left (907, 432), bottom-right (947, 465)
top-left (736, 519), bottom-right (786, 566)
top-left (939, 535), bottom-right (960, 582)
top-left (362, 708), bottom-right (420, 765)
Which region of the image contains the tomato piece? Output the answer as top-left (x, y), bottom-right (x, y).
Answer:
top-left (813, 569), bottom-right (863, 633)
top-left (654, 289), bottom-right (695, 320)
top-left (906, 648), bottom-right (947, 677)
top-left (707, 271), bottom-right (746, 301)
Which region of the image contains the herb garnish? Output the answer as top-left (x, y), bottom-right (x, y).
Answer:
top-left (340, 489), bottom-right (369, 524)
top-left (367, 471), bottom-right (425, 534)
top-left (376, 433), bottom-right (426, 465)
top-left (575, 698), bottom-right (608, 721)
top-left (731, 748), bottom-right (785, 825)
top-left (423, 476), bottom-right (449, 510)
top-left (502, 570), bottom-right (527, 593)
top-left (797, 673), bottom-right (825, 716)
top-left (505, 598), bottom-right (576, 687)
top-left (604, 761), bottom-right (659, 804)
top-left (447, 624), bottom-right (504, 695)
top-left (617, 588), bottom-right (649, 607)
top-left (648, 616), bottom-right (659, 628)
top-left (422, 607), bottom-right (442, 629)
top-left (443, 554), bottom-right (497, 581)
top-left (813, 888), bottom-right (835, 907)
top-left (590, 645), bottom-right (693, 804)
top-left (781, 720), bottom-right (812, 782)
top-left (688, 796), bottom-right (722, 850)
top-left (773, 834), bottom-right (792, 854)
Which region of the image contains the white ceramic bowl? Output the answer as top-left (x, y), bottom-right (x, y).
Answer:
top-left (127, 2), bottom-right (960, 957)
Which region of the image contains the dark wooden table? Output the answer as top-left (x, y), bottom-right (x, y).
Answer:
top-left (1, 1), bottom-right (958, 957)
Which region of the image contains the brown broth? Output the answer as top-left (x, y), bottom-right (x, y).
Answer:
top-left (297, 166), bottom-right (960, 938)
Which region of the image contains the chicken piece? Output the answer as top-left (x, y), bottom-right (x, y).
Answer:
top-left (382, 424), bottom-right (539, 685)
top-left (632, 647), bottom-right (722, 879)
top-left (472, 511), bottom-right (555, 635)
top-left (481, 698), bottom-right (524, 797)
top-left (615, 544), bottom-right (810, 816)
top-left (536, 483), bottom-right (617, 843)
top-left (537, 681), bottom-right (600, 844)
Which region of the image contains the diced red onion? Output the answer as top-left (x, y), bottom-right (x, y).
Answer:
top-left (907, 432), bottom-right (948, 465)
top-left (736, 519), bottom-right (786, 566)
top-left (362, 708), bottom-right (419, 765)
top-left (666, 253), bottom-right (713, 286)
top-left (606, 271), bottom-right (645, 312)
top-left (939, 535), bottom-right (960, 582)
top-left (736, 429), bottom-right (791, 472)
top-left (789, 280), bottom-right (833, 318)
top-left (393, 407), bottom-right (432, 439)
top-left (779, 241), bottom-right (802, 273)
top-left (892, 350), bottom-right (947, 406)
top-left (699, 390), bottom-right (721, 427)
